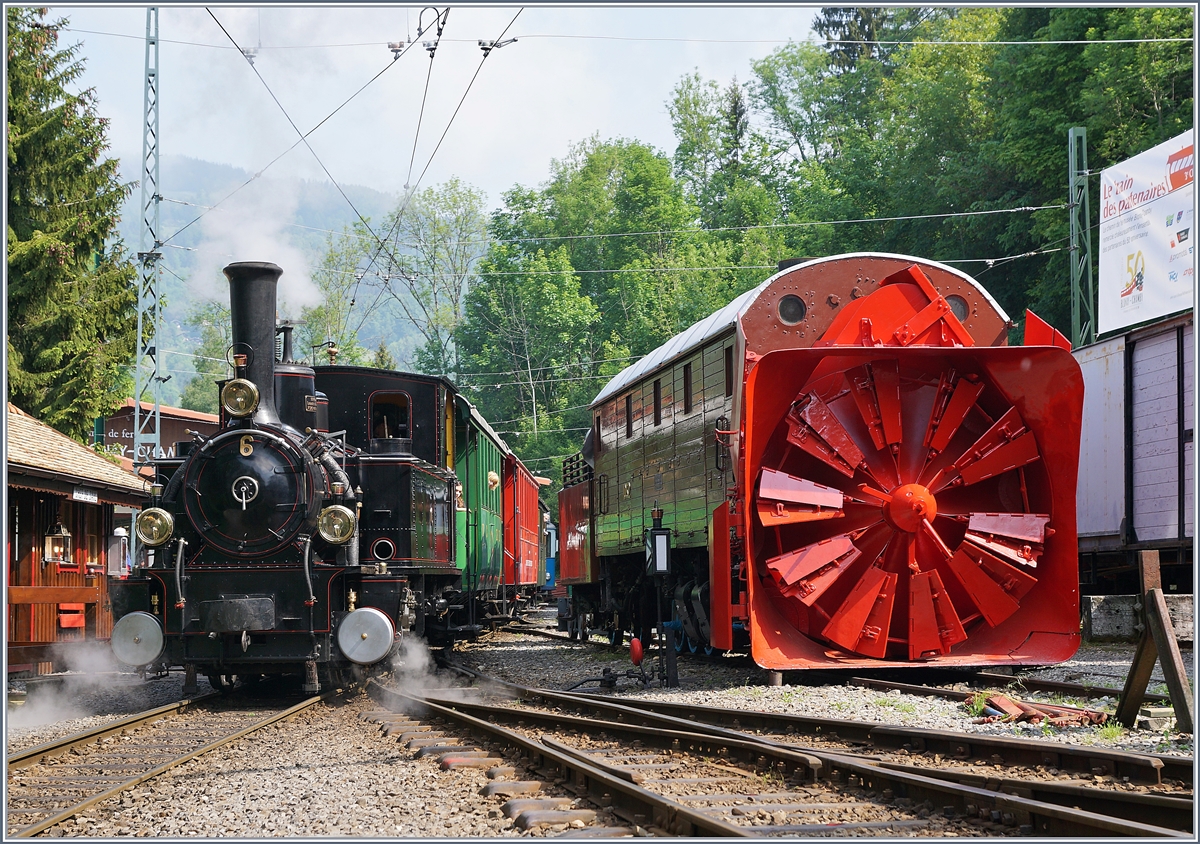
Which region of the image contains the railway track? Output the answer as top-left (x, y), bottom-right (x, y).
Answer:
top-left (6, 688), bottom-right (334, 838)
top-left (369, 668), bottom-right (1192, 838)
top-left (557, 690), bottom-right (1194, 790)
top-left (504, 619), bottom-right (1173, 705)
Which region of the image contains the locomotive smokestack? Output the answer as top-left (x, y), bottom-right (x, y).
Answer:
top-left (224, 261), bottom-right (284, 427)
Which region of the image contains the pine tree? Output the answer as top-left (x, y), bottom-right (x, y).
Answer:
top-left (7, 7), bottom-right (137, 440)
top-left (372, 340), bottom-right (397, 371)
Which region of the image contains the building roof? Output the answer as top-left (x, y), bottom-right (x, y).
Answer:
top-left (7, 404), bottom-right (149, 502)
top-left (113, 398), bottom-right (220, 424)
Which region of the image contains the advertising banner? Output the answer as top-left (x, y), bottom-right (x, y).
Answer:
top-left (1098, 130), bottom-right (1194, 335)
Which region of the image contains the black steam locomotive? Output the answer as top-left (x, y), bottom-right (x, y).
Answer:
top-left (108, 261), bottom-right (523, 692)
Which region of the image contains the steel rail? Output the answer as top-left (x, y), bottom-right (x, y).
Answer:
top-left (427, 690), bottom-right (1191, 830)
top-left (421, 689), bottom-right (827, 778)
top-left (503, 623), bottom-right (1171, 704)
top-left (968, 670), bottom-right (1171, 705)
top-left (564, 689), bottom-right (1190, 787)
top-left (416, 684), bottom-right (1187, 838)
top-left (868, 761), bottom-right (1194, 831)
top-left (9, 691), bottom-right (334, 838)
top-left (448, 691), bottom-right (1190, 830)
top-left (7, 692), bottom-right (220, 770)
top-left (365, 680), bottom-right (751, 837)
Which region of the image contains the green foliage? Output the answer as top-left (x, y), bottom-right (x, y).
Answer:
top-left (1096, 722), bottom-right (1125, 741)
top-left (7, 7), bottom-right (137, 440)
top-left (966, 693), bottom-right (989, 717)
top-left (742, 6), bottom-right (1193, 334)
top-left (1081, 7), bottom-right (1195, 160)
top-left (456, 245), bottom-right (601, 491)
top-left (372, 339), bottom-right (397, 371)
top-left (300, 225), bottom-right (375, 367)
top-left (372, 178), bottom-right (488, 376)
top-left (178, 301), bottom-right (230, 414)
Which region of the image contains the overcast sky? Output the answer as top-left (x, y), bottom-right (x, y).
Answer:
top-left (48, 5), bottom-right (823, 207)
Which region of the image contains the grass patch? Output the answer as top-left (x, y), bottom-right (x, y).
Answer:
top-left (894, 701), bottom-right (916, 714)
top-left (1096, 722), bottom-right (1125, 741)
top-left (965, 693), bottom-right (989, 717)
top-left (1046, 692), bottom-right (1088, 709)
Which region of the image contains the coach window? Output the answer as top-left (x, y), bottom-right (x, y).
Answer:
top-left (371, 394), bottom-right (410, 438)
top-left (625, 395), bottom-right (633, 438)
top-left (594, 414), bottom-right (602, 455)
top-left (724, 346), bottom-right (734, 398)
top-left (653, 379), bottom-right (662, 426)
top-left (683, 363), bottom-right (693, 414)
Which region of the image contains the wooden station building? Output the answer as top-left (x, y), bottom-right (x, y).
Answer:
top-left (7, 403), bottom-right (149, 675)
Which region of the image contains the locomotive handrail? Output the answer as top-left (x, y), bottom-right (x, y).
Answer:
top-left (301, 534), bottom-right (316, 606)
top-left (172, 537), bottom-right (188, 610)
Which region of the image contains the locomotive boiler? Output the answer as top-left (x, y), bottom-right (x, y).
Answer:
top-left (107, 261), bottom-right (538, 692)
top-left (558, 253), bottom-right (1084, 670)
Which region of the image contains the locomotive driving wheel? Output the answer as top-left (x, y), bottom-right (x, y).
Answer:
top-left (753, 354), bottom-right (1055, 662)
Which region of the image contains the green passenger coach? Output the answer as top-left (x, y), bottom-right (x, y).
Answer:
top-left (453, 396), bottom-right (506, 593)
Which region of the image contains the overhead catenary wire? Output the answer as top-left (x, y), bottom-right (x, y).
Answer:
top-left (158, 195), bottom-right (1071, 262)
top-left (158, 202), bottom-right (1069, 285)
top-left (406, 22), bottom-right (442, 189)
top-left (206, 10), bottom-right (380, 251)
top-left (163, 18), bottom-right (425, 247)
top-left (458, 355), bottom-right (643, 378)
top-left (495, 427), bottom-right (591, 435)
top-left (518, 453), bottom-right (581, 464)
top-left (203, 7), bottom-right (464, 344)
top-left (158, 195), bottom-right (1070, 251)
top-left (459, 372), bottom-right (616, 388)
top-left (61, 25), bottom-right (1192, 49)
top-left (351, 8), bottom-right (524, 293)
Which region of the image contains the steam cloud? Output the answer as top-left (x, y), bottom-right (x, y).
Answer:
top-left (189, 176), bottom-right (321, 317)
top-left (7, 641), bottom-right (124, 730)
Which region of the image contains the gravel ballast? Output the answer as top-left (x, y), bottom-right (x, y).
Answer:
top-left (456, 620), bottom-right (1195, 760)
top-left (5, 623), bottom-right (1193, 838)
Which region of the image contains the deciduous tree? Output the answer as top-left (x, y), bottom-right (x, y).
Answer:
top-left (370, 178), bottom-right (488, 376)
top-left (178, 302), bottom-right (230, 414)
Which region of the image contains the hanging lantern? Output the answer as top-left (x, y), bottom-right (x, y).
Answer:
top-left (44, 520), bottom-right (72, 566)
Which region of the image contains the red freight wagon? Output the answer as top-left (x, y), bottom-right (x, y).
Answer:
top-left (503, 454), bottom-right (541, 589)
top-left (557, 453), bottom-right (596, 586)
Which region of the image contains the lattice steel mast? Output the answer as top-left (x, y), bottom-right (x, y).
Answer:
top-left (134, 7), bottom-right (162, 468)
top-left (1068, 127), bottom-right (1096, 347)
